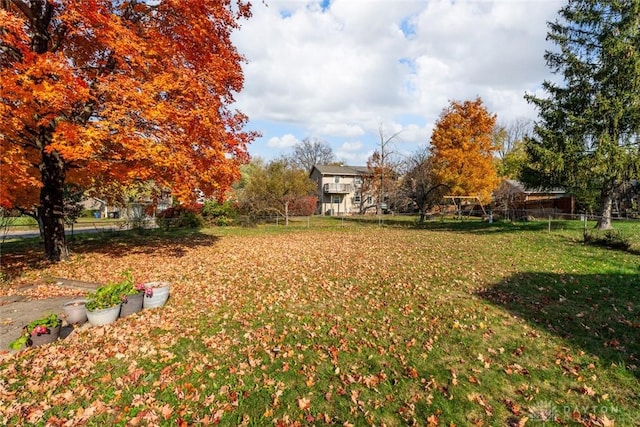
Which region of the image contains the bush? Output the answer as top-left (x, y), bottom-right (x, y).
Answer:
top-left (287, 196), bottom-right (318, 216)
top-left (201, 200), bottom-right (237, 226)
top-left (584, 229), bottom-right (631, 251)
top-left (156, 205), bottom-right (204, 229)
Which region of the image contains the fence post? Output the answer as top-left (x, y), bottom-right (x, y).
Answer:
top-left (548, 216), bottom-right (551, 233)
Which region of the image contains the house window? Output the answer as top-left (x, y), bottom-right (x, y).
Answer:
top-left (332, 195), bottom-right (341, 204)
top-left (365, 196), bottom-right (372, 205)
top-left (334, 176), bottom-right (340, 183)
top-left (353, 194), bottom-right (361, 204)
top-left (354, 176), bottom-right (362, 185)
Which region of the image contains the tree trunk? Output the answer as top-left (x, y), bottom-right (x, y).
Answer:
top-left (595, 187), bottom-right (614, 230)
top-left (40, 150), bottom-right (68, 261)
top-left (284, 201), bottom-right (289, 226)
top-left (29, 0), bottom-right (63, 259)
top-left (36, 207), bottom-right (44, 238)
top-left (418, 210), bottom-right (425, 224)
top-left (417, 196), bottom-right (426, 224)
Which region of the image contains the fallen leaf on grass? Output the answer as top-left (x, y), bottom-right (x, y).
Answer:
top-left (298, 397), bottom-right (311, 410)
top-left (427, 413), bottom-right (439, 426)
top-left (160, 404), bottom-right (173, 420)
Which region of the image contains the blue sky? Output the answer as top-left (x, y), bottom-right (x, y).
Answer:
top-left (231, 0), bottom-right (564, 165)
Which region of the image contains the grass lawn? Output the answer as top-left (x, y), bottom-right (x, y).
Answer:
top-left (0, 220), bottom-right (638, 426)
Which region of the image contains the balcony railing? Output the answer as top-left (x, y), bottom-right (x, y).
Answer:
top-left (323, 183), bottom-right (353, 194)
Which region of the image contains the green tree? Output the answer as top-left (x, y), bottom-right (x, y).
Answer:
top-left (523, 0), bottom-right (640, 229)
top-left (495, 118), bottom-right (533, 178)
top-left (499, 140), bottom-right (528, 179)
top-left (236, 159), bottom-right (316, 225)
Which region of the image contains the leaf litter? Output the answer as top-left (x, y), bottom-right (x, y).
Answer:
top-left (1, 227), bottom-right (638, 425)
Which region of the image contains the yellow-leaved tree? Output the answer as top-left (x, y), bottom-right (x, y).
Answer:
top-left (430, 98), bottom-right (500, 204)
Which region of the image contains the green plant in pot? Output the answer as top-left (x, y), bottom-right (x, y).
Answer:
top-left (9, 314), bottom-right (61, 350)
top-left (85, 283), bottom-right (124, 311)
top-left (109, 269), bottom-right (139, 300)
top-left (86, 270), bottom-right (146, 325)
top-left (85, 283), bottom-right (123, 327)
top-left (86, 270), bottom-right (137, 311)
top-left (110, 269), bottom-right (146, 317)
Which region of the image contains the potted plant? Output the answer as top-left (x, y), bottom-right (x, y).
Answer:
top-left (9, 314), bottom-right (61, 350)
top-left (143, 281), bottom-right (171, 309)
top-left (85, 283), bottom-right (123, 326)
top-left (111, 270), bottom-right (145, 318)
top-left (62, 298), bottom-right (88, 325)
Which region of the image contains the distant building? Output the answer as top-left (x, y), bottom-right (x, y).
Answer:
top-left (80, 197), bottom-right (109, 218)
top-left (310, 165), bottom-right (375, 215)
top-left (492, 179), bottom-right (574, 220)
top-left (80, 190), bottom-right (172, 219)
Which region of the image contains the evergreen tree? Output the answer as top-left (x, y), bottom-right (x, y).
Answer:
top-left (523, 0), bottom-right (640, 229)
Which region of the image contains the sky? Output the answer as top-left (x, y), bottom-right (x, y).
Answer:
top-left (231, 0), bottom-right (565, 165)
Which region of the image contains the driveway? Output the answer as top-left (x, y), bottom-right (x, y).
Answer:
top-left (0, 279), bottom-right (100, 352)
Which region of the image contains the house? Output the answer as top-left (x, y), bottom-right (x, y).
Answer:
top-left (310, 165), bottom-right (375, 215)
top-left (81, 191), bottom-right (172, 219)
top-left (80, 197), bottom-right (110, 218)
top-left (492, 179), bottom-right (574, 220)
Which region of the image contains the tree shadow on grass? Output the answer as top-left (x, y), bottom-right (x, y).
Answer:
top-left (339, 215), bottom-right (556, 235)
top-left (477, 272), bottom-right (640, 378)
top-left (413, 218), bottom-right (551, 234)
top-left (0, 229), bottom-right (219, 281)
top-left (68, 228), bottom-right (219, 257)
top-left (350, 216), bottom-right (640, 254)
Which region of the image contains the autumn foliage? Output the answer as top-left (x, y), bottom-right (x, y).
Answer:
top-left (1, 225), bottom-right (638, 425)
top-left (0, 0), bottom-right (256, 260)
top-left (430, 98), bottom-right (500, 204)
top-left (287, 195), bottom-right (318, 216)
top-left (235, 159), bottom-right (317, 218)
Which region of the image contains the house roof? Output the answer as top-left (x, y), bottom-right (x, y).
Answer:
top-left (504, 179), bottom-right (566, 194)
top-left (311, 165), bottom-right (370, 176)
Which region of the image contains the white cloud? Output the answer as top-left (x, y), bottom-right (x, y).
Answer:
top-left (339, 141), bottom-right (362, 152)
top-left (335, 149), bottom-right (371, 166)
top-left (232, 0), bottom-right (564, 162)
top-left (267, 133), bottom-right (299, 149)
top-left (396, 123), bottom-right (431, 146)
top-left (313, 122), bottom-right (365, 138)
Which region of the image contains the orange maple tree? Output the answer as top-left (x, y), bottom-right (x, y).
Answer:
top-left (430, 98), bottom-right (500, 204)
top-left (0, 0), bottom-right (257, 261)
